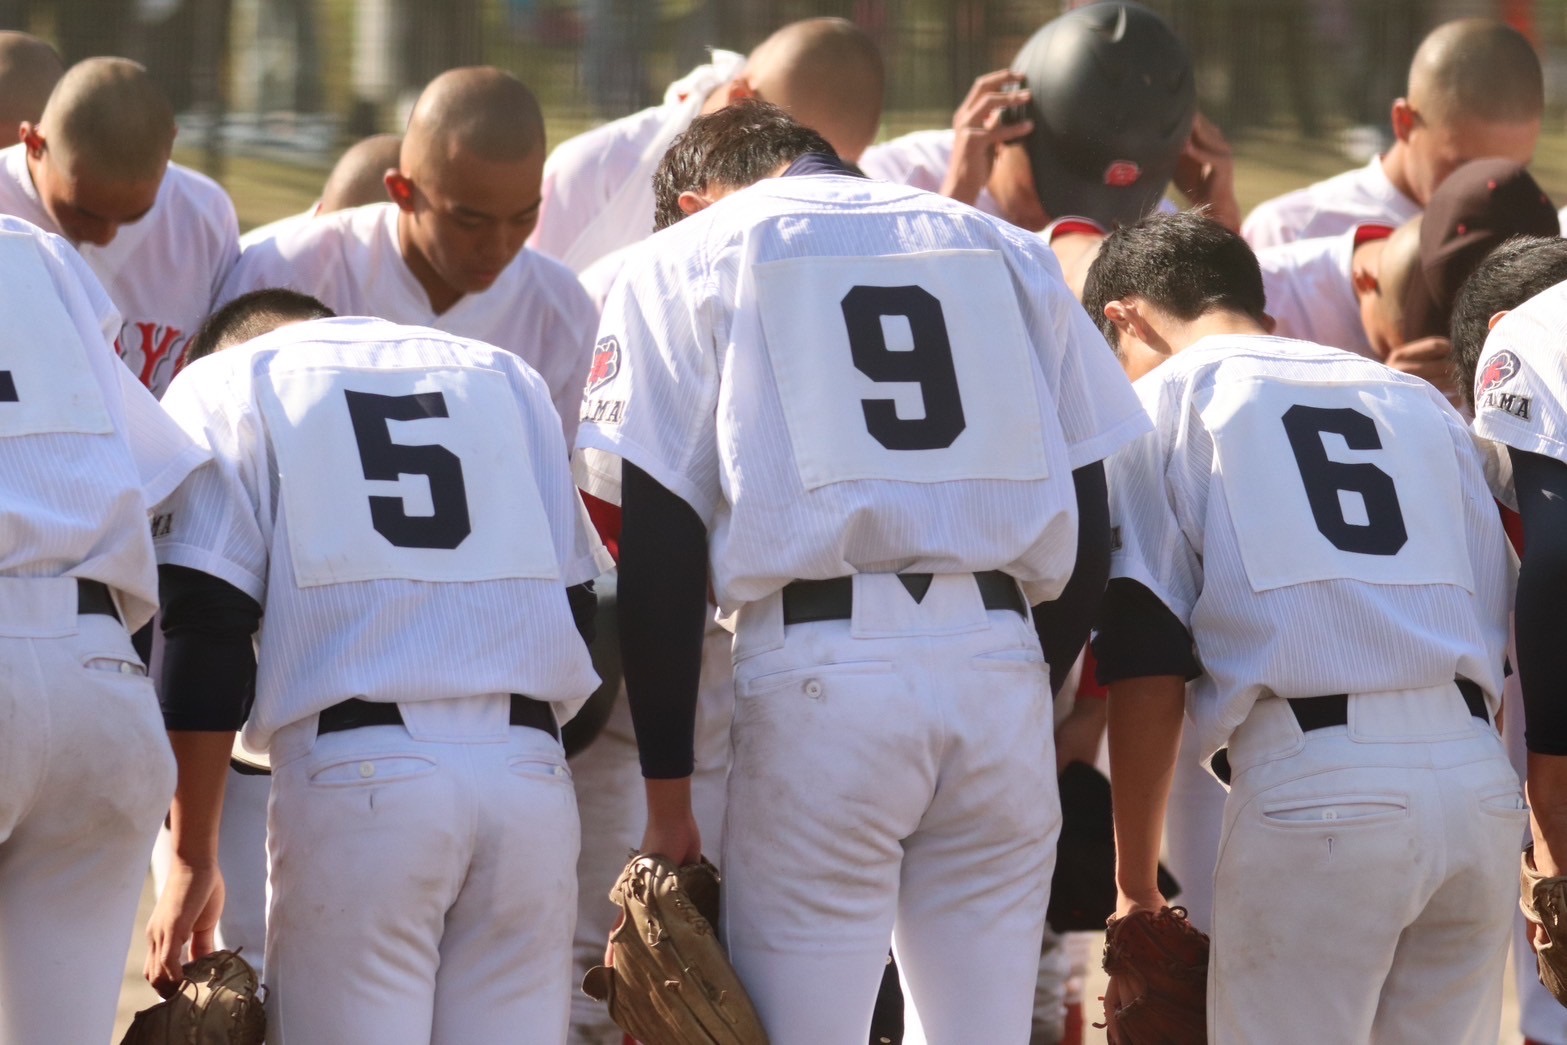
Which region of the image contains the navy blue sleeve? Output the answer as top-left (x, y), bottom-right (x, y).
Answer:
top-left (617, 462), bottom-right (710, 779)
top-left (1032, 462), bottom-right (1112, 695)
top-left (1510, 447), bottom-right (1567, 755)
top-left (157, 564), bottom-right (262, 731)
top-left (1092, 578), bottom-right (1201, 684)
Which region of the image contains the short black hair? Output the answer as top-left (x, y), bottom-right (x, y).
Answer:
top-left (1081, 211), bottom-right (1268, 353)
top-left (652, 99), bottom-right (835, 232)
top-left (186, 288), bottom-right (335, 365)
top-left (1450, 235), bottom-right (1567, 408)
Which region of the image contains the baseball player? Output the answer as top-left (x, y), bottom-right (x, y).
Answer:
top-left (1242, 18), bottom-right (1541, 249)
top-left (219, 67), bottom-right (593, 441)
top-left (0, 31), bottom-right (62, 131)
top-left (0, 57), bottom-right (240, 397)
top-left (238, 133), bottom-right (404, 250)
top-left (146, 288), bottom-right (346, 979)
top-left (0, 214), bottom-right (207, 1043)
top-left (1258, 158), bottom-right (1556, 395)
top-left (859, 2), bottom-right (1235, 234)
top-left (1451, 234), bottom-right (1567, 1045)
top-left (530, 17), bottom-right (884, 274)
top-left (576, 99), bottom-right (1150, 1044)
top-left (144, 300), bottom-right (608, 1044)
top-left (1085, 211), bottom-right (1520, 1043)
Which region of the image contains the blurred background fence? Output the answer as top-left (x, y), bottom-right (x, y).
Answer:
top-left (5, 0), bottom-right (1567, 224)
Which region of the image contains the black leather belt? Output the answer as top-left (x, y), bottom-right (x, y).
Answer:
top-left (1211, 679), bottom-right (1488, 785)
top-left (77, 578), bottom-right (119, 621)
top-left (316, 695), bottom-right (559, 741)
top-left (781, 571), bottom-right (1026, 625)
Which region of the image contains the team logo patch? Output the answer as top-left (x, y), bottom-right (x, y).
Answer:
top-left (1103, 161), bottom-right (1142, 187)
top-left (1477, 350), bottom-right (1520, 396)
top-left (586, 336), bottom-right (621, 392)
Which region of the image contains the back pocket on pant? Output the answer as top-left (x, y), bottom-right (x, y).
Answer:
top-left (1260, 793), bottom-right (1408, 827)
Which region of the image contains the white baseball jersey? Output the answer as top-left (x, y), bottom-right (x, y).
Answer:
top-left (1559, 204), bottom-right (1567, 237)
top-left (1256, 226), bottom-right (1381, 360)
top-left (1106, 334), bottom-right (1511, 765)
top-left (858, 129), bottom-right (1003, 217)
top-left (154, 317), bottom-right (609, 751)
top-left (0, 144), bottom-right (240, 396)
top-left (529, 50), bottom-right (746, 273)
top-left (1471, 279), bottom-right (1567, 467)
top-left (237, 205), bottom-right (316, 251)
top-left (218, 202), bottom-right (597, 442)
top-left (576, 174), bottom-right (1150, 613)
top-left (0, 215), bottom-right (207, 630)
top-left (1242, 156), bottom-right (1420, 249)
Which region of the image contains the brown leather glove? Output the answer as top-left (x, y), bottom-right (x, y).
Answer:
top-left (1097, 905), bottom-right (1209, 1044)
top-left (121, 949), bottom-right (265, 1045)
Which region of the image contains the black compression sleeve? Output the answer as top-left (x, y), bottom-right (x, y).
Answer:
top-left (158, 564), bottom-right (262, 731)
top-left (1032, 462), bottom-right (1112, 695)
top-left (1092, 578), bottom-right (1201, 683)
top-left (1509, 447), bottom-right (1567, 755)
top-left (567, 581), bottom-right (597, 646)
top-left (618, 463), bottom-right (709, 779)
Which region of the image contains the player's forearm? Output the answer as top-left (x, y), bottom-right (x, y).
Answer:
top-left (1107, 675), bottom-right (1185, 898)
top-left (618, 462), bottom-right (709, 779)
top-left (165, 731), bottom-right (235, 866)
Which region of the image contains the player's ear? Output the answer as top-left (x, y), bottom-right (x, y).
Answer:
top-left (1488, 310), bottom-right (1511, 331)
top-left (1390, 99), bottom-right (1416, 144)
top-left (384, 170), bottom-right (416, 212)
top-left (1260, 311), bottom-right (1278, 335)
top-left (1102, 299), bottom-right (1145, 343)
top-left (1351, 263), bottom-right (1380, 298)
top-left (727, 75), bottom-right (757, 103)
top-left (19, 123), bottom-right (43, 155)
top-left (677, 190), bottom-right (711, 218)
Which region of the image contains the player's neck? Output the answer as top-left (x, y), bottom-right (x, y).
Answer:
top-left (395, 214), bottom-right (463, 315)
top-left (1168, 312), bottom-right (1271, 352)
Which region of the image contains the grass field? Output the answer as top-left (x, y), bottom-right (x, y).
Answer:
top-left (177, 119), bottom-right (1567, 235)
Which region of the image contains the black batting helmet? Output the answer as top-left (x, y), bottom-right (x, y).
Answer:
top-left (1011, 2), bottom-right (1196, 228)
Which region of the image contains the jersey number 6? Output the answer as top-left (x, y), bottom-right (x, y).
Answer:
top-left (345, 389), bottom-right (472, 550)
top-left (842, 285), bottom-right (966, 451)
top-left (1282, 405), bottom-right (1408, 556)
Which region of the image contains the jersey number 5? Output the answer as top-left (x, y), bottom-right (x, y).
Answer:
top-left (842, 285), bottom-right (965, 450)
top-left (1282, 405), bottom-right (1407, 555)
top-left (345, 389), bottom-right (472, 550)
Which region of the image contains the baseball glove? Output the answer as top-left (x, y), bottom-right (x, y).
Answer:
top-left (1096, 905), bottom-right (1209, 1044)
top-left (582, 853), bottom-right (768, 1045)
top-left (1521, 844), bottom-right (1567, 1007)
top-left (121, 949), bottom-right (265, 1045)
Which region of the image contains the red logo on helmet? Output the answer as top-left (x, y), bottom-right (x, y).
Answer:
top-left (1478, 350), bottom-right (1519, 396)
top-left (587, 336), bottom-right (621, 391)
top-left (1103, 161), bottom-right (1142, 188)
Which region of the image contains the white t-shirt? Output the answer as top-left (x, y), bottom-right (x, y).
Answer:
top-left (529, 51), bottom-right (746, 273)
top-left (1256, 226), bottom-right (1380, 359)
top-left (0, 145), bottom-right (240, 397)
top-left (1106, 334), bottom-right (1511, 766)
top-left (1471, 280), bottom-right (1567, 468)
top-left (218, 202), bottom-right (597, 443)
top-left (1242, 156), bottom-right (1420, 250)
top-left (238, 206), bottom-right (315, 251)
top-left (576, 174), bottom-right (1150, 613)
top-left (858, 129), bottom-right (1003, 217)
top-left (0, 216), bottom-right (207, 630)
top-left (155, 316), bottom-right (610, 750)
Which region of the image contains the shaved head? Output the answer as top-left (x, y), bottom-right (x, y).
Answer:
top-left (38, 57), bottom-right (174, 182)
top-left (388, 67), bottom-right (548, 313)
top-left (319, 133), bottom-right (402, 213)
top-left (0, 32), bottom-right (63, 131)
top-left (401, 66), bottom-right (544, 181)
top-left (1408, 19), bottom-right (1542, 126)
top-left (1374, 219), bottom-right (1422, 337)
top-left (740, 18), bottom-right (883, 161)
